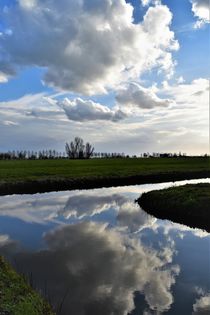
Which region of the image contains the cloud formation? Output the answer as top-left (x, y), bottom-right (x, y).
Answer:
top-left (141, 0), bottom-right (161, 7)
top-left (191, 0), bottom-right (210, 28)
top-left (0, 71), bottom-right (9, 83)
top-left (58, 98), bottom-right (127, 122)
top-left (15, 222), bottom-right (179, 314)
top-left (0, 0), bottom-right (178, 95)
top-left (0, 78), bottom-right (208, 155)
top-left (59, 193), bottom-right (127, 219)
top-left (193, 293), bottom-right (210, 314)
top-left (116, 83), bottom-right (173, 108)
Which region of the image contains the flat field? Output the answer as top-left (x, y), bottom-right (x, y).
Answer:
top-left (0, 157), bottom-right (209, 182)
top-left (0, 157), bottom-right (209, 195)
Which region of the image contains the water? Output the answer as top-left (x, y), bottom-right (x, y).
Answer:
top-left (0, 178), bottom-right (210, 315)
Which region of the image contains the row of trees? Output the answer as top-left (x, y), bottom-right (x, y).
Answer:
top-left (0, 137), bottom-right (208, 160)
top-left (0, 150), bottom-right (129, 160)
top-left (0, 150), bottom-right (66, 160)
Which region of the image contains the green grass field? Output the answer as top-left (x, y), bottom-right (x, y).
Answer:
top-left (0, 157), bottom-right (209, 182)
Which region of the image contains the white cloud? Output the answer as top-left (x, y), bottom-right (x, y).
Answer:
top-left (193, 293), bottom-right (210, 314)
top-left (0, 1), bottom-right (178, 95)
top-left (116, 82), bottom-right (173, 109)
top-left (141, 0), bottom-right (153, 6)
top-left (162, 78), bottom-right (209, 104)
top-left (0, 78), bottom-right (208, 155)
top-left (176, 76), bottom-right (185, 84)
top-left (191, 0), bottom-right (210, 28)
top-left (0, 234), bottom-right (10, 246)
top-left (57, 97), bottom-right (127, 122)
top-left (0, 71), bottom-right (9, 83)
top-left (2, 120), bottom-right (19, 126)
top-left (141, 0), bottom-right (161, 7)
top-left (19, 0), bottom-right (37, 9)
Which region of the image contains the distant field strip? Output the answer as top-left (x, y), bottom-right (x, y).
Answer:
top-left (0, 158), bottom-right (209, 182)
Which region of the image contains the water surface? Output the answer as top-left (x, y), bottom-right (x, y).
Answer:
top-left (0, 178), bottom-right (210, 314)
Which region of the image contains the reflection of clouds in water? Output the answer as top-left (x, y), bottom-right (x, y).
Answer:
top-left (0, 177), bottom-right (209, 229)
top-left (193, 293), bottom-right (210, 314)
top-left (116, 201), bottom-right (156, 233)
top-left (157, 221), bottom-right (210, 239)
top-left (59, 193), bottom-right (127, 219)
top-left (61, 193), bottom-right (156, 232)
top-left (15, 222), bottom-right (179, 315)
top-left (0, 234), bottom-right (20, 257)
top-left (0, 194), bottom-right (67, 224)
top-left (0, 234), bottom-right (10, 246)
top-left (0, 191), bottom-right (156, 233)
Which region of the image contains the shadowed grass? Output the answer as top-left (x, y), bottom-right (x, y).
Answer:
top-left (0, 256), bottom-right (55, 315)
top-left (138, 183), bottom-right (210, 232)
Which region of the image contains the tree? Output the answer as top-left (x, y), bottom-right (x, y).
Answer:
top-left (65, 137), bottom-right (94, 159)
top-left (85, 142), bottom-right (94, 159)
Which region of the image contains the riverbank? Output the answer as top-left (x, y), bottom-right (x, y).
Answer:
top-left (137, 183), bottom-right (210, 232)
top-left (0, 256), bottom-right (55, 315)
top-left (0, 157), bottom-right (209, 195)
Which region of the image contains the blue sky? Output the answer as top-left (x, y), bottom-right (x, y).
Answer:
top-left (0, 0), bottom-right (209, 154)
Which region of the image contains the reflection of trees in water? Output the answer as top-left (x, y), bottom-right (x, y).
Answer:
top-left (11, 222), bottom-right (179, 315)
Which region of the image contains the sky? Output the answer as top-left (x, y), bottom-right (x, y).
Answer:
top-left (0, 0), bottom-right (209, 155)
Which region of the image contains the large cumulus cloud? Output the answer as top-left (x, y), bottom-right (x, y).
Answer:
top-left (0, 0), bottom-right (178, 94)
top-left (58, 98), bottom-right (127, 122)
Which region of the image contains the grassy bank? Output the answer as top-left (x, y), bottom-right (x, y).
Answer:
top-left (138, 183), bottom-right (210, 232)
top-left (0, 157), bottom-right (209, 195)
top-left (0, 256), bottom-right (54, 315)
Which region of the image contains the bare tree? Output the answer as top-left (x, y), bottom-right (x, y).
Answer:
top-left (65, 137), bottom-right (94, 159)
top-left (85, 142), bottom-right (94, 159)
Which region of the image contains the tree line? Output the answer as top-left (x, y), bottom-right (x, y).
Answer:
top-left (0, 137), bottom-right (208, 160)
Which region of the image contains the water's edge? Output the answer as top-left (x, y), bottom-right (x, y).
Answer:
top-left (1, 170), bottom-right (210, 196)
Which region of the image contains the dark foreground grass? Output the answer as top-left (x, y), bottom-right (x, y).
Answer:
top-left (0, 157), bottom-right (209, 195)
top-left (0, 256), bottom-right (55, 315)
top-left (138, 183), bottom-right (210, 232)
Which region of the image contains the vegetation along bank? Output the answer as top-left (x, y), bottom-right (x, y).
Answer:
top-left (138, 183), bottom-right (210, 232)
top-left (0, 256), bottom-right (55, 315)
